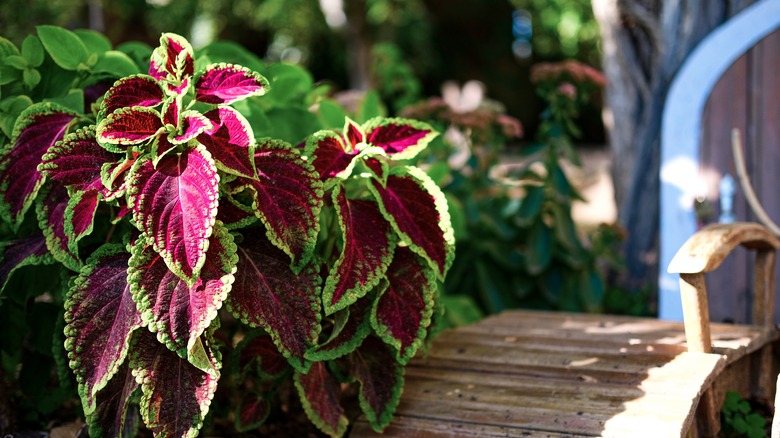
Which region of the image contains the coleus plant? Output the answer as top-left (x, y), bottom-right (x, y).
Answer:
top-left (0, 31), bottom-right (453, 437)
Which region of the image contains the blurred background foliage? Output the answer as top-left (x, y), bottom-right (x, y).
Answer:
top-left (0, 0), bottom-right (602, 142)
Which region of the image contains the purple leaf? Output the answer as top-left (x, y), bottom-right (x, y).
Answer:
top-left (63, 245), bottom-right (141, 413)
top-left (170, 110), bottom-right (212, 145)
top-left (0, 235), bottom-right (54, 296)
top-left (37, 184), bottom-right (80, 271)
top-left (236, 393), bottom-right (270, 432)
top-left (148, 33), bottom-right (194, 83)
top-left (368, 166), bottom-right (454, 279)
top-left (129, 146), bottom-right (219, 284)
top-left (162, 97), bottom-right (179, 127)
top-left (86, 362), bottom-right (140, 438)
top-left (195, 63), bottom-right (269, 105)
top-left (350, 336), bottom-right (404, 432)
top-left (130, 329), bottom-right (219, 438)
top-left (294, 361), bottom-right (348, 437)
top-left (0, 103), bottom-right (76, 229)
top-left (198, 107), bottom-right (255, 177)
top-left (234, 331), bottom-right (289, 380)
top-left (216, 195), bottom-right (258, 230)
top-left (39, 126), bottom-right (120, 194)
top-left (322, 187), bottom-right (395, 315)
top-left (304, 131), bottom-right (358, 182)
top-left (231, 139), bottom-right (322, 269)
top-left (364, 117), bottom-right (437, 160)
top-left (226, 231), bottom-right (321, 372)
top-left (66, 189), bottom-right (100, 242)
top-left (306, 295), bottom-right (372, 362)
top-left (371, 247), bottom-right (436, 364)
top-left (128, 223), bottom-right (236, 358)
top-left (102, 75), bottom-right (163, 116)
top-left (97, 106), bottom-right (163, 147)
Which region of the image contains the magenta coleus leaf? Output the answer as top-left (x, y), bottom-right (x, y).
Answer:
top-left (170, 110), bottom-right (212, 145)
top-left (236, 392), bottom-right (270, 432)
top-left (86, 362), bottom-right (140, 438)
top-left (102, 75), bottom-right (164, 116)
top-left (371, 246), bottom-right (436, 364)
top-left (63, 244), bottom-right (141, 414)
top-left (345, 118), bottom-right (363, 148)
top-left (233, 331), bottom-right (290, 380)
top-left (368, 166), bottom-right (455, 279)
top-left (128, 223), bottom-right (236, 359)
top-left (306, 295), bottom-right (372, 362)
top-left (195, 63), bottom-right (270, 105)
top-left (294, 361), bottom-right (348, 438)
top-left (39, 126), bottom-right (121, 194)
top-left (0, 102), bottom-right (76, 229)
top-left (36, 184), bottom-right (80, 271)
top-left (97, 106), bottom-right (163, 149)
top-left (198, 107), bottom-right (255, 177)
top-left (129, 329), bottom-right (219, 438)
top-left (231, 139), bottom-right (323, 270)
top-left (0, 235), bottom-right (54, 296)
top-left (148, 33), bottom-right (194, 83)
top-left (322, 186), bottom-right (395, 315)
top-left (129, 145), bottom-right (219, 284)
top-left (226, 231), bottom-right (321, 372)
top-left (363, 117), bottom-right (437, 160)
top-left (350, 336), bottom-right (405, 432)
top-left (162, 97), bottom-right (180, 127)
top-left (304, 131), bottom-right (359, 183)
top-left (66, 189), bottom-right (100, 242)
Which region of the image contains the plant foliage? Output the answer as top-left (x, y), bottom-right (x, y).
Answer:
top-left (0, 28), bottom-right (452, 437)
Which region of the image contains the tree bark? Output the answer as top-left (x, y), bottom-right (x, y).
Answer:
top-left (593, 0), bottom-right (753, 295)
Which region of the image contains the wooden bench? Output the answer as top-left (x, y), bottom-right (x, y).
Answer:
top-left (351, 222), bottom-right (780, 437)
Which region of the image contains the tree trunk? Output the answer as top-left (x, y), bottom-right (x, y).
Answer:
top-left (593, 0), bottom-right (754, 296)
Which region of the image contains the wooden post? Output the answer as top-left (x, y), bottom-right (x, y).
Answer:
top-left (679, 273), bottom-right (712, 353)
top-left (754, 250), bottom-right (776, 327)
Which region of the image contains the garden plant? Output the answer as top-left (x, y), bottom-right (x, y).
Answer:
top-left (0, 27), bottom-right (453, 437)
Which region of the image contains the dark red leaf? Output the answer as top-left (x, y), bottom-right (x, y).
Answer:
top-left (226, 231), bottom-right (321, 372)
top-left (103, 75), bottom-right (164, 116)
top-left (37, 183), bottom-right (80, 271)
top-left (66, 189), bottom-right (100, 242)
top-left (39, 126), bottom-right (120, 194)
top-left (216, 195), bottom-right (258, 230)
top-left (232, 139), bottom-right (322, 269)
top-left (294, 361), bottom-right (348, 437)
top-left (369, 167), bottom-right (454, 278)
top-left (234, 332), bottom-right (289, 380)
top-left (148, 33), bottom-right (194, 83)
top-left (97, 106), bottom-right (163, 147)
top-left (350, 336), bottom-right (404, 432)
top-left (130, 329), bottom-right (219, 438)
top-left (372, 247), bottom-right (436, 364)
top-left (86, 362), bottom-right (140, 438)
top-left (198, 107), bottom-right (255, 177)
top-left (0, 103), bottom-right (76, 228)
top-left (322, 187), bottom-right (395, 314)
top-left (64, 245), bottom-right (141, 412)
top-left (236, 392), bottom-right (270, 432)
top-left (0, 235), bottom-right (53, 296)
top-left (306, 295), bottom-right (372, 362)
top-left (304, 131), bottom-right (358, 182)
top-left (345, 119), bottom-right (363, 149)
top-left (364, 117), bottom-right (436, 160)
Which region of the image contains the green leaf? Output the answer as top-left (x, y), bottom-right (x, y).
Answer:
top-left (526, 220), bottom-right (552, 275)
top-left (23, 68), bottom-right (41, 88)
top-left (45, 89), bottom-right (84, 114)
top-left (92, 51), bottom-right (140, 78)
top-left (0, 37), bottom-right (23, 86)
top-left (0, 96), bottom-right (33, 138)
top-left (264, 63), bottom-right (313, 103)
top-left (357, 90), bottom-right (386, 122)
top-left (317, 99), bottom-right (348, 130)
top-left (74, 29), bottom-right (112, 53)
top-left (516, 185), bottom-right (544, 226)
top-left (115, 41), bottom-right (153, 71)
top-left (4, 55), bottom-right (27, 70)
top-left (21, 36), bottom-right (44, 67)
top-left (36, 25), bottom-right (90, 70)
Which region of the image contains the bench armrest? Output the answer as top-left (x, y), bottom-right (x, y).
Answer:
top-left (668, 222), bottom-right (780, 353)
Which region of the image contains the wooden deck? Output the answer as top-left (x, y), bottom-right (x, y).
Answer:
top-left (351, 310), bottom-right (779, 437)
